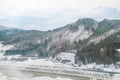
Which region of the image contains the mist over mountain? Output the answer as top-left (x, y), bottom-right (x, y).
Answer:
top-left (0, 18), bottom-right (120, 65)
top-left (0, 16), bottom-right (76, 31)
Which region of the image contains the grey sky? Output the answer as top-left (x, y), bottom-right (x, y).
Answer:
top-left (0, 0), bottom-right (120, 30)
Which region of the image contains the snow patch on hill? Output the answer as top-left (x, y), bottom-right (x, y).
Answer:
top-left (61, 26), bottom-right (93, 43)
top-left (89, 29), bottom-right (117, 44)
top-left (0, 42), bottom-right (14, 57)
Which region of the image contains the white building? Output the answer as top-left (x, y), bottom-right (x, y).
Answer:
top-left (116, 49), bottom-right (120, 59)
top-left (55, 52), bottom-right (75, 65)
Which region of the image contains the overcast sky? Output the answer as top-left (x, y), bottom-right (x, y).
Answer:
top-left (0, 0), bottom-right (120, 30)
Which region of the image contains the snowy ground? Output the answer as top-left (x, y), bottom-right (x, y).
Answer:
top-left (80, 63), bottom-right (120, 73)
top-left (0, 56), bottom-right (120, 80)
top-left (0, 72), bottom-right (73, 80)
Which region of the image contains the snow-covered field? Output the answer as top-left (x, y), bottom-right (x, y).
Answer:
top-left (0, 72), bottom-right (73, 80)
top-left (0, 56), bottom-right (120, 80)
top-left (0, 57), bottom-right (77, 80)
top-left (0, 56), bottom-right (74, 80)
top-left (80, 63), bottom-right (120, 73)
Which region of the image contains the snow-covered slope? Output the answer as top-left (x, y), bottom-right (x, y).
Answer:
top-left (50, 18), bottom-right (97, 43)
top-left (48, 19), bottom-right (97, 52)
top-left (61, 26), bottom-right (93, 43)
top-left (0, 42), bottom-right (14, 57)
top-left (89, 29), bottom-right (117, 44)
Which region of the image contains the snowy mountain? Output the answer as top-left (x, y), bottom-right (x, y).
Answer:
top-left (0, 18), bottom-right (120, 65)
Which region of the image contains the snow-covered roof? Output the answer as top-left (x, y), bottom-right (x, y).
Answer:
top-left (57, 52), bottom-right (75, 60)
top-left (116, 62), bottom-right (120, 64)
top-left (116, 49), bottom-right (120, 52)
